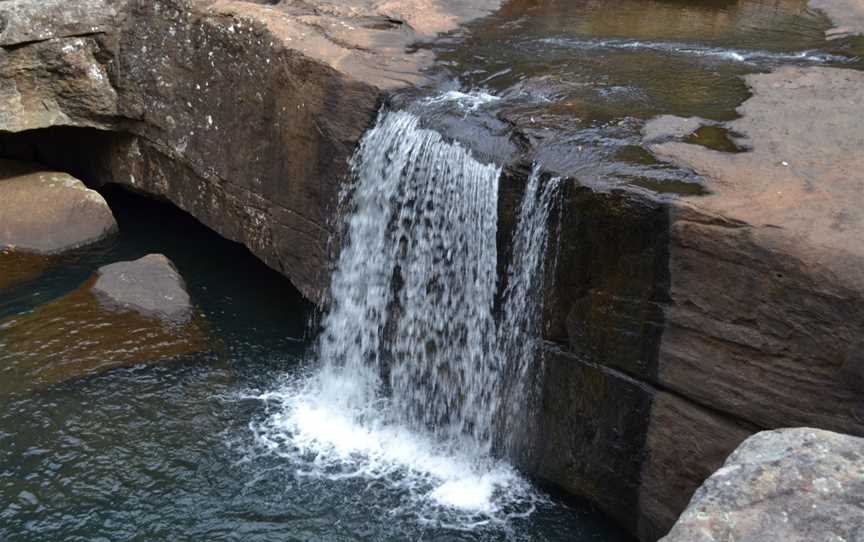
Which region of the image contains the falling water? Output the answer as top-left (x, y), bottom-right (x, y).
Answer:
top-left (496, 167), bottom-right (561, 458)
top-left (253, 106), bottom-right (562, 525)
top-left (319, 109), bottom-right (503, 451)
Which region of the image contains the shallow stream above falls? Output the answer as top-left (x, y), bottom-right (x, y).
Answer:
top-left (405, 0), bottom-right (864, 194)
top-left (2, 0), bottom-right (863, 541)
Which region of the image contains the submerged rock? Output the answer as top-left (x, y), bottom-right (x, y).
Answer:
top-left (0, 159), bottom-right (117, 255)
top-left (92, 254), bottom-right (192, 324)
top-left (0, 249), bottom-right (53, 291)
top-left (641, 115), bottom-right (709, 144)
top-left (0, 255), bottom-right (208, 393)
top-left (661, 428), bottom-right (864, 542)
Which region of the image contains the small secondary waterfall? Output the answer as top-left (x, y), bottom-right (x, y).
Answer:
top-left (496, 168), bottom-right (561, 458)
top-left (255, 106), bottom-right (562, 522)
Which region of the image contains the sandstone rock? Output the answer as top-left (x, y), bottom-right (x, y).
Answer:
top-left (523, 66), bottom-right (864, 542)
top-left (642, 115), bottom-right (709, 144)
top-left (651, 67), bottom-right (864, 436)
top-left (0, 270), bottom-right (208, 394)
top-left (661, 428), bottom-right (864, 542)
top-left (809, 0), bottom-right (864, 38)
top-left (0, 0), bottom-right (502, 302)
top-left (0, 0), bottom-right (122, 47)
top-left (0, 159), bottom-right (117, 254)
top-left (92, 254), bottom-right (192, 323)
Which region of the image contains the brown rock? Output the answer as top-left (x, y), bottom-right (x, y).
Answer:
top-left (0, 159), bottom-right (117, 254)
top-left (0, 273), bottom-right (209, 394)
top-left (525, 66), bottom-right (864, 541)
top-left (0, 0), bottom-right (502, 302)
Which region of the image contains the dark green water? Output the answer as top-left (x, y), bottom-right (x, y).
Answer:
top-left (0, 189), bottom-right (630, 541)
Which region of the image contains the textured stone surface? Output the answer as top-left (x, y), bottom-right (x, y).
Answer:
top-left (0, 0), bottom-right (502, 302)
top-left (661, 428), bottom-right (864, 542)
top-left (0, 159), bottom-right (117, 254)
top-left (652, 67), bottom-right (864, 436)
top-left (810, 0), bottom-right (864, 38)
top-left (525, 66), bottom-right (864, 541)
top-left (92, 254), bottom-right (192, 323)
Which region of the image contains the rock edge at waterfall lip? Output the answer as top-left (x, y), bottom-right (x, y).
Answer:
top-left (92, 254), bottom-right (193, 324)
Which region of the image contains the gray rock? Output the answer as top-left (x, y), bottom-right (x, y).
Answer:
top-left (661, 428), bottom-right (864, 542)
top-left (0, 159), bottom-right (117, 254)
top-left (0, 0), bottom-right (122, 47)
top-left (92, 254), bottom-right (192, 323)
top-left (642, 115), bottom-right (710, 143)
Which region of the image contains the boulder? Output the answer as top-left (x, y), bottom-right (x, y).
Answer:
top-left (661, 428), bottom-right (864, 542)
top-left (92, 254), bottom-right (192, 323)
top-left (0, 159), bottom-right (117, 254)
top-left (0, 256), bottom-right (208, 393)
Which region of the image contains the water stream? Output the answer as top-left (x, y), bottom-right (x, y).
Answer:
top-left (249, 110), bottom-right (563, 532)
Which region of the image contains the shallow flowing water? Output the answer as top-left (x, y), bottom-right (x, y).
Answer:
top-left (411, 0), bottom-right (864, 193)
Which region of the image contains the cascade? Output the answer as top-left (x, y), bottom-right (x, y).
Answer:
top-left (256, 105), bottom-right (562, 520)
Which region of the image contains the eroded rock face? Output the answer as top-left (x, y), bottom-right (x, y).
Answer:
top-left (661, 428), bottom-right (864, 542)
top-left (522, 65), bottom-right (864, 541)
top-left (92, 254), bottom-right (192, 323)
top-left (0, 159), bottom-right (117, 254)
top-left (0, 0), bottom-right (502, 302)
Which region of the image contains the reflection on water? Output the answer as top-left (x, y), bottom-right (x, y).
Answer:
top-left (414, 0), bottom-right (863, 193)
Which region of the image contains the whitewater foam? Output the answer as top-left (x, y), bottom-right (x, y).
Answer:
top-left (536, 37), bottom-right (852, 64)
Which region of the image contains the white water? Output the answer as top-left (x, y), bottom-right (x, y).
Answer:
top-left (537, 37), bottom-right (852, 64)
top-left (253, 109), bottom-right (561, 526)
top-left (496, 167), bottom-right (561, 457)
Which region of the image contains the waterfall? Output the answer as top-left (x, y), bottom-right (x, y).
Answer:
top-left (318, 109), bottom-right (502, 452)
top-left (496, 166), bottom-right (561, 458)
top-left (253, 106), bottom-right (561, 523)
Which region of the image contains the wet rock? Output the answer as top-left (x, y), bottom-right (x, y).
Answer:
top-left (0, 271), bottom-right (208, 394)
top-left (661, 428), bottom-right (864, 542)
top-left (0, 159), bottom-right (117, 254)
top-left (0, 249), bottom-right (53, 291)
top-left (642, 115), bottom-right (709, 144)
top-left (0, 0), bottom-right (502, 302)
top-left (92, 254), bottom-right (192, 324)
top-left (809, 0), bottom-right (864, 38)
top-left (651, 67), bottom-right (864, 436)
top-left (523, 66), bottom-right (864, 541)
